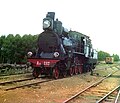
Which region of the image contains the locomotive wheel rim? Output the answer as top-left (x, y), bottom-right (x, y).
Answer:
top-left (74, 66), bottom-right (78, 75)
top-left (78, 66), bottom-right (83, 74)
top-left (33, 69), bottom-right (39, 78)
top-left (69, 67), bottom-right (74, 76)
top-left (53, 67), bottom-right (59, 79)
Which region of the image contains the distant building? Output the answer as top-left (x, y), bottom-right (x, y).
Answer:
top-left (105, 56), bottom-right (114, 64)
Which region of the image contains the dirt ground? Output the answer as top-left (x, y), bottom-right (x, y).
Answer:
top-left (0, 64), bottom-right (119, 103)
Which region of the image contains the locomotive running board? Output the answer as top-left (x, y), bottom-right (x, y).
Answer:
top-left (74, 52), bottom-right (84, 55)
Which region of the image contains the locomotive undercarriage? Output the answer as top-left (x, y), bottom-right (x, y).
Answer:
top-left (31, 54), bottom-right (95, 79)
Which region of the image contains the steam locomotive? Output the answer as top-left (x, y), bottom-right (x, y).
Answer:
top-left (28, 12), bottom-right (98, 79)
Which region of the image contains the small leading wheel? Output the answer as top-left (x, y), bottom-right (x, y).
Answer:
top-left (69, 67), bottom-right (74, 76)
top-left (74, 66), bottom-right (78, 75)
top-left (32, 68), bottom-right (40, 78)
top-left (52, 66), bottom-right (59, 79)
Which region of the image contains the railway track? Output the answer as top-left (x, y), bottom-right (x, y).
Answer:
top-left (91, 64), bottom-right (120, 77)
top-left (0, 64), bottom-right (119, 92)
top-left (0, 76), bottom-right (52, 91)
top-left (97, 85), bottom-right (120, 103)
top-left (4, 79), bottom-right (52, 91)
top-left (0, 73), bottom-right (32, 80)
top-left (63, 69), bottom-right (120, 103)
top-left (0, 77), bottom-right (37, 85)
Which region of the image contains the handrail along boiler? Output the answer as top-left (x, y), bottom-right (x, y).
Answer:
top-left (28, 12), bottom-right (98, 79)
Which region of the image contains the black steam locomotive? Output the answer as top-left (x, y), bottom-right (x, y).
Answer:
top-left (28, 12), bottom-right (97, 79)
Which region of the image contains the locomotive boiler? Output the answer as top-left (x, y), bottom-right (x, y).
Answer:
top-left (28, 12), bottom-right (98, 79)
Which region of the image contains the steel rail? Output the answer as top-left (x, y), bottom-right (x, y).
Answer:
top-left (0, 77), bottom-right (36, 85)
top-left (0, 75), bottom-right (46, 85)
top-left (63, 70), bottom-right (119, 103)
top-left (2, 75), bottom-right (76, 91)
top-left (3, 75), bottom-right (74, 91)
top-left (0, 73), bottom-right (31, 79)
top-left (96, 85), bottom-right (120, 103)
top-left (4, 79), bottom-right (52, 91)
top-left (115, 89), bottom-right (120, 103)
top-left (63, 73), bottom-right (112, 103)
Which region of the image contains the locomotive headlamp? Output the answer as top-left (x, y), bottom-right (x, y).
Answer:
top-left (54, 52), bottom-right (59, 57)
top-left (43, 20), bottom-right (51, 28)
top-left (27, 51), bottom-right (33, 57)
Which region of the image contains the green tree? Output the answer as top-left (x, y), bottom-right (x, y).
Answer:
top-left (0, 34), bottom-right (39, 63)
top-left (3, 34), bottom-right (15, 63)
top-left (13, 34), bottom-right (22, 63)
top-left (98, 51), bottom-right (110, 61)
top-left (21, 34), bottom-right (37, 56)
top-left (0, 35), bottom-right (6, 63)
top-left (112, 54), bottom-right (119, 61)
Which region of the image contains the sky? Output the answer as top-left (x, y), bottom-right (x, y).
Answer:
top-left (0, 0), bottom-right (120, 56)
